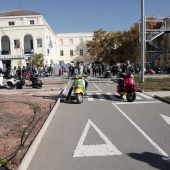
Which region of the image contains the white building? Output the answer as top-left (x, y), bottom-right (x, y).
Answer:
top-left (56, 32), bottom-right (93, 65)
top-left (0, 9), bottom-right (56, 70)
top-left (0, 9), bottom-right (94, 71)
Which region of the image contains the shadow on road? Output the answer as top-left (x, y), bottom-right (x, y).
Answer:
top-left (128, 152), bottom-right (170, 170)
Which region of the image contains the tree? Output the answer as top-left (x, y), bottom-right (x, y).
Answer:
top-left (32, 53), bottom-right (44, 67)
top-left (87, 24), bottom-right (140, 65)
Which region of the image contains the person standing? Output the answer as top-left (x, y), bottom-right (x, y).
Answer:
top-left (92, 62), bottom-right (96, 77)
top-left (49, 64), bottom-right (53, 76)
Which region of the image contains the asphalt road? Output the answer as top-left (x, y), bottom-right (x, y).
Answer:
top-left (27, 79), bottom-right (170, 170)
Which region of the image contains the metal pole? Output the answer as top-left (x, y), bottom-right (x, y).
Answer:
top-left (141, 0), bottom-right (145, 82)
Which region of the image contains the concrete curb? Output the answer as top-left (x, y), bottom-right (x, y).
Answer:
top-left (154, 95), bottom-right (170, 104)
top-left (18, 96), bottom-right (61, 170)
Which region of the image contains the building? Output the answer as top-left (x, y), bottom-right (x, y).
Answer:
top-left (56, 32), bottom-right (93, 65)
top-left (0, 9), bottom-right (56, 70)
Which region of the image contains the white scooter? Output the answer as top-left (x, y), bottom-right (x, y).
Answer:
top-left (0, 73), bottom-right (6, 88)
top-left (1, 74), bottom-right (18, 89)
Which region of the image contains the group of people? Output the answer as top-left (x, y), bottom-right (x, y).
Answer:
top-left (64, 60), bottom-right (134, 101)
top-left (0, 64), bottom-right (54, 80)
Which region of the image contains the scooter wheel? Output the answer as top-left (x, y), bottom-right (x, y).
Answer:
top-left (126, 91), bottom-right (136, 102)
top-left (76, 93), bottom-right (83, 104)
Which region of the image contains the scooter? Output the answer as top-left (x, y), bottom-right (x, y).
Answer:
top-left (30, 74), bottom-right (43, 88)
top-left (5, 75), bottom-right (17, 89)
top-left (73, 76), bottom-right (86, 104)
top-left (117, 73), bottom-right (138, 102)
top-left (104, 68), bottom-right (112, 78)
top-left (0, 74), bottom-right (6, 88)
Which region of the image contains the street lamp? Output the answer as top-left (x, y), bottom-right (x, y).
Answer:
top-left (141, 0), bottom-right (145, 82)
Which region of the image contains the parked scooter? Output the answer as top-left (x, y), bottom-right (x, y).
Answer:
top-left (117, 73), bottom-right (138, 102)
top-left (30, 74), bottom-right (43, 88)
top-left (0, 74), bottom-right (24, 89)
top-left (73, 75), bottom-right (86, 104)
top-left (0, 74), bottom-right (6, 88)
top-left (5, 75), bottom-right (17, 89)
top-left (104, 68), bottom-right (112, 78)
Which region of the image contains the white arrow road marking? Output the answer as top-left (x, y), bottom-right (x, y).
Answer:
top-left (160, 114), bottom-right (170, 125)
top-left (73, 119), bottom-right (122, 157)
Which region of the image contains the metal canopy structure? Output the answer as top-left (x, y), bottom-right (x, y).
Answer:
top-left (140, 16), bottom-right (170, 64)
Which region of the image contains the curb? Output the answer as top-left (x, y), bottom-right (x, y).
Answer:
top-left (18, 95), bottom-right (61, 170)
top-left (154, 95), bottom-right (170, 104)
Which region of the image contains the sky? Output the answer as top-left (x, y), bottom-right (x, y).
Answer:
top-left (0, 0), bottom-right (170, 34)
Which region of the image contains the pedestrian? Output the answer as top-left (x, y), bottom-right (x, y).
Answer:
top-left (92, 62), bottom-right (96, 77)
top-left (49, 64), bottom-right (53, 76)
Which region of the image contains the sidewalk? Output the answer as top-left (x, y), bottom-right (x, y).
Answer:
top-left (144, 91), bottom-right (170, 97)
top-left (144, 91), bottom-right (170, 104)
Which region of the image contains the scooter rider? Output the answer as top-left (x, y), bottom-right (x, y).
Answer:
top-left (64, 61), bottom-right (88, 102)
top-left (118, 60), bottom-right (133, 91)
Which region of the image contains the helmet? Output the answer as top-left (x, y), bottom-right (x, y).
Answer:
top-left (76, 61), bottom-right (81, 65)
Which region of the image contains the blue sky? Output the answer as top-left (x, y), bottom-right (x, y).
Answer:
top-left (0, 0), bottom-right (170, 33)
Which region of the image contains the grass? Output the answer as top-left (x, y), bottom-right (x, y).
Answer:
top-left (134, 76), bottom-right (170, 100)
top-left (135, 76), bottom-right (170, 91)
top-left (165, 96), bottom-right (170, 100)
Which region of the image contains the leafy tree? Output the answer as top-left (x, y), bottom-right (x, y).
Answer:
top-left (87, 24), bottom-right (140, 65)
top-left (32, 53), bottom-right (44, 67)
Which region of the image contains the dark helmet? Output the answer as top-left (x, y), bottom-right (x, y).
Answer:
top-left (76, 61), bottom-right (81, 65)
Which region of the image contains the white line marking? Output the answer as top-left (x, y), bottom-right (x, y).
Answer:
top-left (93, 83), bottom-right (102, 92)
top-left (106, 83), bottom-right (110, 86)
top-left (96, 93), bottom-right (106, 101)
top-left (115, 101), bottom-right (162, 105)
top-left (137, 92), bottom-right (153, 99)
top-left (87, 91), bottom-right (100, 93)
top-left (73, 119), bottom-right (122, 157)
top-left (121, 95), bottom-right (142, 100)
top-left (112, 103), bottom-right (169, 157)
top-left (106, 93), bottom-right (117, 101)
top-left (87, 93), bottom-right (94, 101)
top-left (160, 114), bottom-right (170, 125)
top-left (136, 96), bottom-right (142, 100)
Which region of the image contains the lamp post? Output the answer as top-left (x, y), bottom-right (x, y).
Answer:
top-left (141, 0), bottom-right (145, 82)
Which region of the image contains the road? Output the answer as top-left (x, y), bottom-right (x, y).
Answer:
top-left (28, 79), bottom-right (170, 170)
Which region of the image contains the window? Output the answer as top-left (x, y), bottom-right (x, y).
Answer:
top-left (14, 40), bottom-right (20, 48)
top-left (70, 50), bottom-right (73, 56)
top-left (37, 39), bottom-right (42, 47)
top-left (80, 38), bottom-right (83, 44)
top-left (47, 49), bottom-right (49, 54)
top-left (9, 21), bottom-right (15, 26)
top-left (30, 20), bottom-right (34, 25)
top-left (60, 50), bottom-right (64, 56)
top-left (80, 49), bottom-right (83, 56)
top-left (69, 39), bottom-right (73, 44)
top-left (60, 39), bottom-right (63, 45)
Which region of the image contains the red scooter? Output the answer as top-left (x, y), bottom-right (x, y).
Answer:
top-left (117, 73), bottom-right (138, 102)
